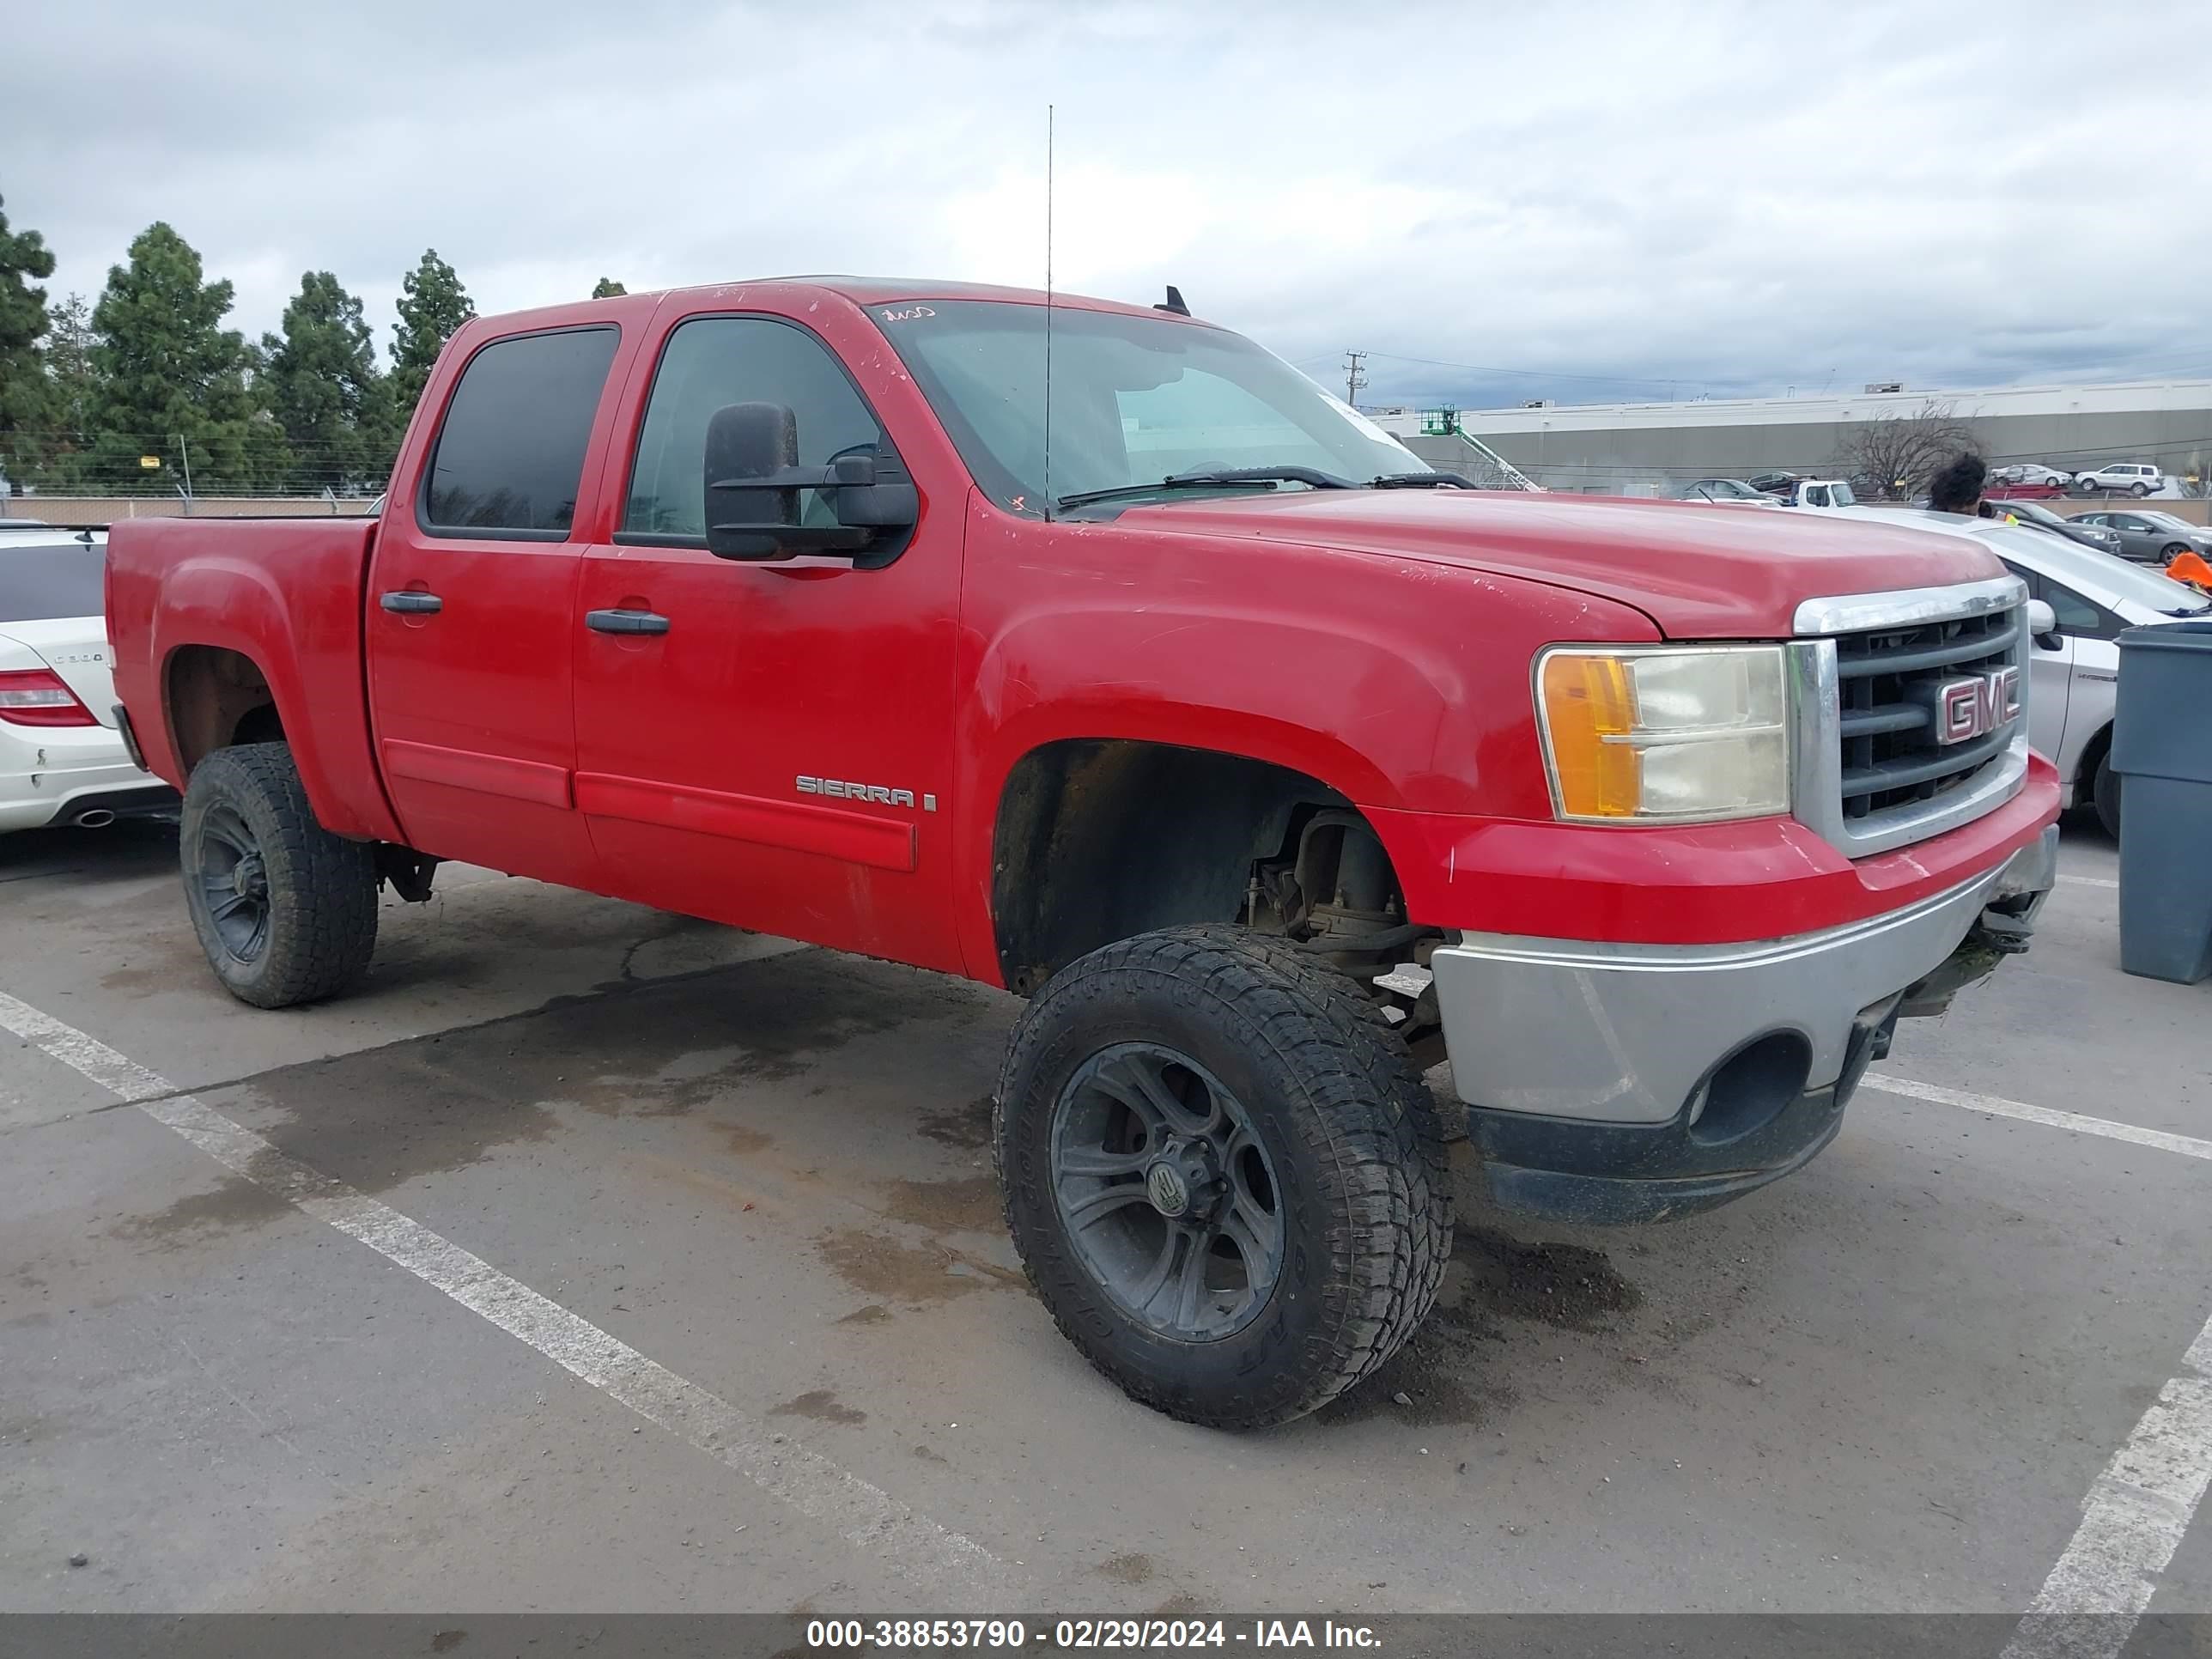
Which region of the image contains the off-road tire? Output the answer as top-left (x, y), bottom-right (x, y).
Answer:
top-left (2093, 746), bottom-right (2123, 841)
top-left (180, 743), bottom-right (379, 1008)
top-left (995, 925), bottom-right (1452, 1429)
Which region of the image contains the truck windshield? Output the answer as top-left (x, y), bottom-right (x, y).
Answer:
top-left (873, 300), bottom-right (1425, 511)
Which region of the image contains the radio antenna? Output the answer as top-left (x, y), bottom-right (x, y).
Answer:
top-left (1042, 103), bottom-right (1054, 523)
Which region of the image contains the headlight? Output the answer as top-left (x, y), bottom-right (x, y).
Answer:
top-left (1535, 645), bottom-right (1790, 823)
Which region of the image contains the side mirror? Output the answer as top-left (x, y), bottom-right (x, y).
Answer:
top-left (702, 403), bottom-right (918, 562)
top-left (2026, 599), bottom-right (2060, 648)
top-left (705, 402), bottom-right (816, 561)
top-left (823, 444), bottom-right (921, 532)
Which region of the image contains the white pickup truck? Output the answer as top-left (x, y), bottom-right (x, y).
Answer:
top-left (1779, 479), bottom-right (1859, 509)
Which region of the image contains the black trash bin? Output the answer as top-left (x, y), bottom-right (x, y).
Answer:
top-left (2112, 619), bottom-right (2212, 984)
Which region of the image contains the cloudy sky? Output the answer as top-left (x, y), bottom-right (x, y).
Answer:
top-left (9, 0), bottom-right (2209, 410)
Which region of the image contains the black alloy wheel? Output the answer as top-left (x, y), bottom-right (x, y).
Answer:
top-left (191, 801), bottom-right (274, 966)
top-left (1048, 1042), bottom-right (1285, 1341)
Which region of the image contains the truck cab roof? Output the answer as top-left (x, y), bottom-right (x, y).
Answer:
top-left (470, 276), bottom-right (1201, 344)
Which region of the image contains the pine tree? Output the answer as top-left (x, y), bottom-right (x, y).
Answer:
top-left (46, 294), bottom-right (94, 433)
top-left (88, 222), bottom-right (288, 494)
top-left (263, 270), bottom-right (387, 493)
top-left (29, 293), bottom-right (94, 489)
top-left (591, 277), bottom-right (627, 298)
top-left (0, 194), bottom-right (58, 491)
top-left (391, 249), bottom-right (473, 422)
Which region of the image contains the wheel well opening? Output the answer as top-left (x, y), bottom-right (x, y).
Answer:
top-left (990, 738), bottom-right (1414, 996)
top-left (167, 646), bottom-right (281, 775)
top-left (2080, 721), bottom-right (2113, 799)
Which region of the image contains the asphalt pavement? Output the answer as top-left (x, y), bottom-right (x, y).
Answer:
top-left (2, 815), bottom-right (2207, 1625)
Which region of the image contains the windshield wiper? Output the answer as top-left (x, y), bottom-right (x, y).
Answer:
top-left (1368, 471), bottom-right (1479, 489)
top-left (1055, 466), bottom-right (1352, 510)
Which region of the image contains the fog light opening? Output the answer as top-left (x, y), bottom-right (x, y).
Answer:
top-left (1687, 1032), bottom-right (1812, 1146)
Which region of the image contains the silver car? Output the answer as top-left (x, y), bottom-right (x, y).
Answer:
top-left (2071, 462), bottom-right (2166, 497)
top-left (2068, 507), bottom-right (2212, 565)
top-left (1675, 477), bottom-right (1780, 505)
top-left (1839, 507), bottom-right (2212, 836)
top-left (1989, 463), bottom-right (2074, 488)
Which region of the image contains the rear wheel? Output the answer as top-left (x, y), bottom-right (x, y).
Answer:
top-left (2130, 482), bottom-right (2151, 497)
top-left (2093, 746), bottom-right (2123, 841)
top-left (180, 743), bottom-right (378, 1008)
top-left (996, 925), bottom-right (1450, 1429)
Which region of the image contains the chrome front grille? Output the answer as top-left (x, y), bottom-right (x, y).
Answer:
top-left (1788, 576), bottom-right (2031, 858)
top-left (1836, 606), bottom-right (2021, 819)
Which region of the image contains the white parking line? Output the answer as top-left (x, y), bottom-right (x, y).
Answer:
top-left (0, 989), bottom-right (1019, 1603)
top-left (1865, 1074), bottom-right (2212, 1164)
top-left (2058, 874), bottom-right (2119, 890)
top-left (1871, 1066), bottom-right (2212, 1655)
top-left (2000, 1315), bottom-right (2212, 1659)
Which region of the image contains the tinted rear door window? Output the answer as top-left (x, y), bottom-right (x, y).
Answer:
top-left (0, 541), bottom-right (106, 622)
top-left (422, 327), bottom-right (619, 536)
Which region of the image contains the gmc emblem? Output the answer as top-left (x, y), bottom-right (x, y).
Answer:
top-left (1935, 666), bottom-right (2021, 745)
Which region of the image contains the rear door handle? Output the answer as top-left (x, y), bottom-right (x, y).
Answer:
top-left (585, 608), bottom-right (671, 636)
top-left (380, 591), bottom-right (443, 614)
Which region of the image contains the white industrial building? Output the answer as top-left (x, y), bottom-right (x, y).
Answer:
top-left (1369, 378), bottom-right (2212, 497)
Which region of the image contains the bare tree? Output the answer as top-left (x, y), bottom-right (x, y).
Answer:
top-left (1832, 399), bottom-right (1978, 501)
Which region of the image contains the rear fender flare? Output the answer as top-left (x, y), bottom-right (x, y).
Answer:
top-left (152, 556), bottom-right (392, 841)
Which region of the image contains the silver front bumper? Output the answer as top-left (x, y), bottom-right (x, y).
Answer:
top-left (1430, 826), bottom-right (2057, 1126)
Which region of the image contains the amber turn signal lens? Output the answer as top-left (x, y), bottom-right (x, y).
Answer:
top-left (1538, 653), bottom-right (1641, 817)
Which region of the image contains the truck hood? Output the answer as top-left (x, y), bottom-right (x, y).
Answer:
top-left (1115, 490), bottom-right (2008, 639)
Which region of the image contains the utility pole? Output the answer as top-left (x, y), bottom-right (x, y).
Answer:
top-left (1342, 349), bottom-right (1368, 410)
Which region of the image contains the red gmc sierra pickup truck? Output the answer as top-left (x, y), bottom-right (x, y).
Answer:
top-left (106, 278), bottom-right (2061, 1428)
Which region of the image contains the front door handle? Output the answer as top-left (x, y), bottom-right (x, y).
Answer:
top-left (380, 590), bottom-right (443, 615)
top-left (585, 608), bottom-right (672, 636)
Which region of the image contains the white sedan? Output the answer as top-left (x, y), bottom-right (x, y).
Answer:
top-left (1, 526), bottom-right (176, 832)
top-left (1989, 463), bottom-right (2073, 489)
top-left (1832, 505), bottom-right (2212, 836)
